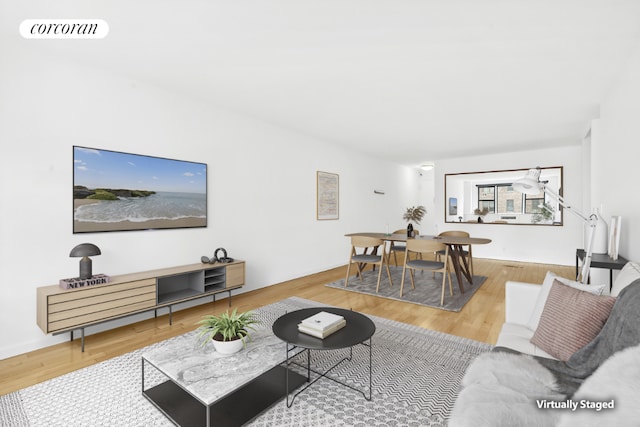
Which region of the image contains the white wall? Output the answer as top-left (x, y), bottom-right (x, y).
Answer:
top-left (0, 46), bottom-right (416, 359)
top-left (597, 40), bottom-right (640, 263)
top-left (434, 146), bottom-right (584, 265)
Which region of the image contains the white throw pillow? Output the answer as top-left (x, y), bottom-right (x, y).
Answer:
top-left (526, 271), bottom-right (606, 331)
top-left (610, 261), bottom-right (640, 297)
top-left (557, 344), bottom-right (640, 427)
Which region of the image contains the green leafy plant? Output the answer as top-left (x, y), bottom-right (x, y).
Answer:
top-left (532, 202), bottom-right (555, 224)
top-left (403, 205), bottom-right (426, 224)
top-left (196, 308), bottom-right (259, 347)
top-left (474, 207), bottom-right (489, 217)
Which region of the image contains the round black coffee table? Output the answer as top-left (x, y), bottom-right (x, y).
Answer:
top-left (272, 307), bottom-right (375, 406)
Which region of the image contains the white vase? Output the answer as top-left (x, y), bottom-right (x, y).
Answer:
top-left (212, 338), bottom-right (244, 355)
top-left (590, 209), bottom-right (609, 254)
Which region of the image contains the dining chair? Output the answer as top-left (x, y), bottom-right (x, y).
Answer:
top-left (344, 236), bottom-right (393, 292)
top-left (400, 239), bottom-right (453, 305)
top-left (388, 229), bottom-right (419, 266)
top-left (436, 230), bottom-right (474, 277)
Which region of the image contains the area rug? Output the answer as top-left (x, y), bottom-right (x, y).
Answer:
top-left (1, 296), bottom-right (492, 427)
top-left (326, 267), bottom-right (488, 312)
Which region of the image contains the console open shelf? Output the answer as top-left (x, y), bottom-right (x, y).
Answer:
top-left (204, 266), bottom-right (226, 293)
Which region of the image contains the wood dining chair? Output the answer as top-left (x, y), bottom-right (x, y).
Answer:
top-left (436, 230), bottom-right (474, 277)
top-left (400, 238), bottom-right (453, 305)
top-left (345, 236), bottom-right (393, 292)
top-left (388, 229), bottom-right (419, 266)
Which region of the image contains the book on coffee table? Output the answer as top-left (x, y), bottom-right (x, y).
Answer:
top-left (298, 318), bottom-right (347, 339)
top-left (300, 311), bottom-right (345, 331)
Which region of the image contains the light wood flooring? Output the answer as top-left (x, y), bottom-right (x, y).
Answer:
top-left (0, 257), bottom-right (573, 396)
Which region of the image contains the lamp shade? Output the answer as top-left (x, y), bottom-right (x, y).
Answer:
top-left (512, 168), bottom-right (543, 195)
top-left (70, 243), bottom-right (101, 279)
top-left (69, 243), bottom-right (101, 257)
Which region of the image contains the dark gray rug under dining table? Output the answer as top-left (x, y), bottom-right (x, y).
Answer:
top-left (325, 266), bottom-right (487, 312)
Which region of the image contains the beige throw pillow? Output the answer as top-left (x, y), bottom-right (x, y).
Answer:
top-left (530, 279), bottom-right (616, 361)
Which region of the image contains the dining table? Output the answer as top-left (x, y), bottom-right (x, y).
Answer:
top-left (345, 232), bottom-right (492, 294)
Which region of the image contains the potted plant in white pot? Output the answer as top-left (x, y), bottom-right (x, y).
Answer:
top-left (196, 308), bottom-right (259, 354)
top-left (403, 205), bottom-right (426, 237)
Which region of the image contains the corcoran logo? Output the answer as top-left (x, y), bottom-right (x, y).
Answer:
top-left (20, 19), bottom-right (109, 39)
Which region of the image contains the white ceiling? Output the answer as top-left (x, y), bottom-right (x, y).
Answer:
top-left (4, 0), bottom-right (640, 166)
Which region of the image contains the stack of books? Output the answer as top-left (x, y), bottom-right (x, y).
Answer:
top-left (298, 311), bottom-right (346, 339)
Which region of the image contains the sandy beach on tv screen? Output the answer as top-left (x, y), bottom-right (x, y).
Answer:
top-left (74, 217), bottom-right (206, 233)
top-left (73, 199), bottom-right (206, 232)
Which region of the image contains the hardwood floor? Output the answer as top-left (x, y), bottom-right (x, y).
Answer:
top-left (0, 258), bottom-right (573, 396)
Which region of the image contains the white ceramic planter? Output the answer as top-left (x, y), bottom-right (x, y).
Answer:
top-left (212, 338), bottom-right (244, 355)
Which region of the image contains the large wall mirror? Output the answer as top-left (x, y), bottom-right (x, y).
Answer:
top-left (445, 166), bottom-right (563, 225)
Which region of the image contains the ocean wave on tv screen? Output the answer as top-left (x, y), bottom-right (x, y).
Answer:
top-left (74, 192), bottom-right (206, 223)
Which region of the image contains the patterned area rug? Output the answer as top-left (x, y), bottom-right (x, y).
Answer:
top-left (1, 297), bottom-right (492, 427)
top-left (326, 267), bottom-right (488, 312)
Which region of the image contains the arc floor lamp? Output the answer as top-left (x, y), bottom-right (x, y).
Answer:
top-left (513, 167), bottom-right (598, 284)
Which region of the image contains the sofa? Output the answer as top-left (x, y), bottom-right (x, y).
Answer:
top-left (450, 261), bottom-right (640, 426)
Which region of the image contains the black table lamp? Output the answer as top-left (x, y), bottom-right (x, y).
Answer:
top-left (69, 243), bottom-right (101, 279)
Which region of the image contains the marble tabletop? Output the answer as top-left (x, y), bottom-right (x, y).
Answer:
top-left (142, 327), bottom-right (289, 405)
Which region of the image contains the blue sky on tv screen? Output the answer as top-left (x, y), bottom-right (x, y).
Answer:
top-left (73, 146), bottom-right (206, 194)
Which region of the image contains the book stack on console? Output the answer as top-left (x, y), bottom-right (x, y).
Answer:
top-left (298, 311), bottom-right (346, 339)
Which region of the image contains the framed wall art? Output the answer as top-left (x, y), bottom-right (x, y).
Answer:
top-left (448, 197), bottom-right (458, 216)
top-left (316, 171), bottom-right (339, 220)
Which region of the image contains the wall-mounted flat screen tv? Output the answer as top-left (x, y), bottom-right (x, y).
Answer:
top-left (73, 146), bottom-right (207, 233)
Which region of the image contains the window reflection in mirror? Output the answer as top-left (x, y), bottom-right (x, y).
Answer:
top-left (444, 167), bottom-right (563, 225)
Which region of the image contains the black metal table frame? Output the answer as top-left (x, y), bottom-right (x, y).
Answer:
top-left (576, 248), bottom-right (628, 289)
top-left (283, 336), bottom-right (373, 407)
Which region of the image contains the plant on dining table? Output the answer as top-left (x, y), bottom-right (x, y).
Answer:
top-left (403, 205), bottom-right (427, 224)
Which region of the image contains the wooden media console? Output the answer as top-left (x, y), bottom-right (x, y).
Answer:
top-left (36, 261), bottom-right (245, 351)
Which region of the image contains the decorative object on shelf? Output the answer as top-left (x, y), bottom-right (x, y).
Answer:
top-left (214, 247), bottom-right (234, 263)
top-left (591, 208), bottom-right (609, 254)
top-left (609, 216), bottom-right (622, 260)
top-left (59, 273), bottom-right (110, 290)
top-left (69, 243), bottom-right (101, 279)
top-left (403, 205), bottom-right (426, 237)
top-left (196, 308), bottom-right (259, 354)
top-left (200, 247), bottom-right (234, 264)
top-left (297, 310), bottom-right (346, 339)
top-left (513, 167), bottom-right (599, 284)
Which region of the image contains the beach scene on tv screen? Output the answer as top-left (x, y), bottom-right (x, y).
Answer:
top-left (73, 146), bottom-right (207, 233)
